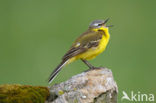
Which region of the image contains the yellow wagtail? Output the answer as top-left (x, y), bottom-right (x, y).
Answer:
top-left (48, 19), bottom-right (112, 83)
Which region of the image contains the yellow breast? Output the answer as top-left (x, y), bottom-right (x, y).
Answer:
top-left (68, 27), bottom-right (110, 64)
top-left (82, 27), bottom-right (110, 60)
top-left (80, 34), bottom-right (109, 60)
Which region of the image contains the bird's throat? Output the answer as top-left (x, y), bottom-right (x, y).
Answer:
top-left (92, 27), bottom-right (110, 39)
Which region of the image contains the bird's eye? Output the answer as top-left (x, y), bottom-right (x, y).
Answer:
top-left (98, 24), bottom-right (102, 26)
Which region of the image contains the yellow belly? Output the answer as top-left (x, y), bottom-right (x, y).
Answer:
top-left (67, 35), bottom-right (109, 64)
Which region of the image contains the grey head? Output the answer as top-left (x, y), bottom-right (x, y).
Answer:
top-left (89, 18), bottom-right (109, 28)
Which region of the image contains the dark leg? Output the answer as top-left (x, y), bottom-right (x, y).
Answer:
top-left (81, 59), bottom-right (95, 69)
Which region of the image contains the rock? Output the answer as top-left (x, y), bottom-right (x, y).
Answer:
top-left (47, 68), bottom-right (118, 103)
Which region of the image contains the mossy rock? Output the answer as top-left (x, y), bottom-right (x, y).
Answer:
top-left (0, 84), bottom-right (49, 103)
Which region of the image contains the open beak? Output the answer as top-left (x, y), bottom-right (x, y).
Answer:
top-left (103, 18), bottom-right (109, 24)
top-left (106, 25), bottom-right (114, 27)
top-left (103, 18), bottom-right (114, 27)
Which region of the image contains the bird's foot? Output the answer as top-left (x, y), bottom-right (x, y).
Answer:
top-left (84, 66), bottom-right (102, 72)
top-left (90, 66), bottom-right (99, 69)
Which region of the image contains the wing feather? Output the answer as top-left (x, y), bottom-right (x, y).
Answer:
top-left (62, 30), bottom-right (103, 61)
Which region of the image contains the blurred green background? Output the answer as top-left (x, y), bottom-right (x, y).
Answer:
top-left (0, 0), bottom-right (156, 102)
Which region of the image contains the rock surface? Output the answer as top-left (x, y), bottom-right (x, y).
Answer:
top-left (47, 68), bottom-right (118, 103)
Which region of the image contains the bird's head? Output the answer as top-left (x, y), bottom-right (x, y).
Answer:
top-left (89, 19), bottom-right (112, 31)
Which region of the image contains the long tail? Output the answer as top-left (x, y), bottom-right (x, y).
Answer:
top-left (48, 60), bottom-right (69, 84)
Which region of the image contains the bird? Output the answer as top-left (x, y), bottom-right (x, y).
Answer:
top-left (48, 19), bottom-right (112, 84)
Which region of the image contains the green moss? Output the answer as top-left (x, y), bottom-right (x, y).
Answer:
top-left (0, 84), bottom-right (50, 103)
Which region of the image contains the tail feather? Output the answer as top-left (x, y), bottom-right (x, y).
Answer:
top-left (48, 60), bottom-right (68, 84)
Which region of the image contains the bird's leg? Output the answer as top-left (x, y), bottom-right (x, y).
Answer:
top-left (81, 59), bottom-right (95, 69)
